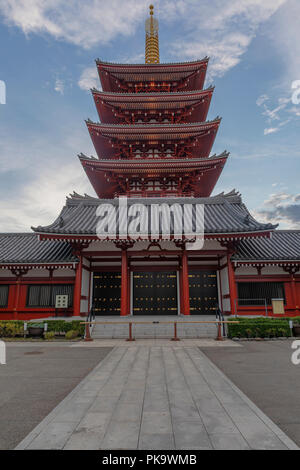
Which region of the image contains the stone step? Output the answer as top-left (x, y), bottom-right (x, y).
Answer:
top-left (90, 316), bottom-right (221, 339)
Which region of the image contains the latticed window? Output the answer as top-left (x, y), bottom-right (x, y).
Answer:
top-left (0, 285), bottom-right (9, 307)
top-left (26, 285), bottom-right (74, 308)
top-left (237, 282), bottom-right (285, 306)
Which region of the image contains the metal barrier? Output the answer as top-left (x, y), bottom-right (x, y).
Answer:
top-left (216, 306), bottom-right (226, 336)
top-left (80, 320), bottom-right (239, 342)
top-left (84, 308), bottom-right (96, 342)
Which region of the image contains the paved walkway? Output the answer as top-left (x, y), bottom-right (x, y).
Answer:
top-left (16, 345), bottom-right (298, 450)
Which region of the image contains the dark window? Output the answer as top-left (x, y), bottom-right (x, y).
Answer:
top-left (26, 285), bottom-right (74, 308)
top-left (0, 285), bottom-right (9, 308)
top-left (237, 282), bottom-right (285, 306)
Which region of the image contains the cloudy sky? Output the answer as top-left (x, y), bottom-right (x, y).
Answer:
top-left (0, 0), bottom-right (300, 232)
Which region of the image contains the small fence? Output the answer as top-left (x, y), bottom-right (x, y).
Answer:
top-left (80, 320), bottom-right (239, 342)
top-left (234, 298), bottom-right (268, 316)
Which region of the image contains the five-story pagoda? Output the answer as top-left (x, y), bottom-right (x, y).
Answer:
top-left (81, 5), bottom-right (226, 199)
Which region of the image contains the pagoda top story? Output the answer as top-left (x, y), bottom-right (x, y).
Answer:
top-left (96, 7), bottom-right (209, 94)
top-left (79, 5), bottom-right (227, 199)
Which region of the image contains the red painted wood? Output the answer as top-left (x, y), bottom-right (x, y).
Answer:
top-left (227, 253), bottom-right (238, 315)
top-left (179, 267), bottom-right (184, 315)
top-left (121, 250), bottom-right (128, 316)
top-left (73, 255), bottom-right (83, 316)
top-left (182, 251), bottom-right (190, 315)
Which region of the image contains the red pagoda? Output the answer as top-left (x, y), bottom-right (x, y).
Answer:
top-left (1, 5), bottom-right (299, 320)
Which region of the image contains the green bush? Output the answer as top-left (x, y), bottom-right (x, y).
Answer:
top-left (65, 330), bottom-right (79, 340)
top-left (0, 321), bottom-right (24, 337)
top-left (44, 331), bottom-right (56, 340)
top-left (228, 318), bottom-right (291, 339)
top-left (0, 319), bottom-right (85, 338)
top-left (44, 320), bottom-right (84, 336)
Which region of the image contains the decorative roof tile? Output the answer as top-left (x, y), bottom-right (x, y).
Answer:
top-left (32, 192), bottom-right (275, 237)
top-left (0, 233), bottom-right (77, 264)
top-left (233, 231), bottom-right (300, 261)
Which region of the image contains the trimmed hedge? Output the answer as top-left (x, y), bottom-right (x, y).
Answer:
top-left (44, 320), bottom-right (85, 336)
top-left (0, 321), bottom-right (25, 337)
top-left (0, 320), bottom-right (85, 338)
top-left (228, 317), bottom-right (292, 338)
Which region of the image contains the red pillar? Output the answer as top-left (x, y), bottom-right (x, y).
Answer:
top-left (121, 249), bottom-right (128, 316)
top-left (73, 255), bottom-right (83, 316)
top-left (13, 278), bottom-right (21, 320)
top-left (227, 252), bottom-right (238, 315)
top-left (127, 266), bottom-right (131, 315)
top-left (182, 250), bottom-right (190, 315)
top-left (179, 266), bottom-right (184, 315)
top-left (290, 274), bottom-right (299, 314)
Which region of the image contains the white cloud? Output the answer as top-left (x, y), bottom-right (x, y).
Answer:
top-left (254, 191), bottom-right (300, 229)
top-left (256, 94), bottom-right (269, 106)
top-left (54, 78), bottom-right (64, 94)
top-left (172, 32), bottom-right (253, 80)
top-left (166, 0), bottom-right (287, 79)
top-left (0, 0), bottom-right (149, 49)
top-left (0, 0), bottom-right (288, 81)
top-left (264, 127), bottom-right (279, 135)
top-left (78, 66), bottom-right (99, 91)
top-left (0, 161), bottom-right (93, 232)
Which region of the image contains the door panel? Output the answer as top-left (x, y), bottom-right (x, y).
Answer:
top-left (93, 272), bottom-right (121, 315)
top-left (189, 270), bottom-right (218, 315)
top-left (133, 271), bottom-right (178, 315)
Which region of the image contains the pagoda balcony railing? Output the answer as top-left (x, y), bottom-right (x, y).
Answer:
top-left (112, 146), bottom-right (194, 160)
top-left (113, 190), bottom-right (194, 198)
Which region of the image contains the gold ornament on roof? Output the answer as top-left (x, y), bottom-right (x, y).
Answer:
top-left (145, 5), bottom-right (160, 64)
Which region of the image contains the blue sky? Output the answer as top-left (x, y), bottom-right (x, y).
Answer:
top-left (0, 0), bottom-right (299, 232)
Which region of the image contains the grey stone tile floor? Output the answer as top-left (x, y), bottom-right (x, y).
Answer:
top-left (16, 344), bottom-right (298, 450)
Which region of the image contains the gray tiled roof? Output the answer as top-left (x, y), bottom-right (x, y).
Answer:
top-left (0, 233), bottom-right (77, 264)
top-left (32, 191), bottom-right (275, 236)
top-left (233, 231), bottom-right (300, 261)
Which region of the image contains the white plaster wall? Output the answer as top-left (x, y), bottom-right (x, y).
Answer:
top-left (80, 258), bottom-right (91, 314)
top-left (0, 270), bottom-right (14, 278)
top-left (219, 256), bottom-right (230, 312)
top-left (131, 261), bottom-right (178, 267)
top-left (189, 261), bottom-right (219, 266)
top-left (23, 269), bottom-right (49, 278)
top-left (53, 269), bottom-right (75, 277)
top-left (235, 266), bottom-right (257, 276)
top-left (84, 241), bottom-right (119, 253)
top-left (92, 262), bottom-right (121, 267)
top-left (261, 266), bottom-right (286, 275)
top-left (202, 239), bottom-right (226, 251)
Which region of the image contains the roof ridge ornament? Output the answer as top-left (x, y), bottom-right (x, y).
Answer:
top-left (145, 5), bottom-right (160, 64)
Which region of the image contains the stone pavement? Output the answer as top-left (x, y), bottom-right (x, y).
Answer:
top-left (91, 315), bottom-right (221, 339)
top-left (16, 343), bottom-right (298, 450)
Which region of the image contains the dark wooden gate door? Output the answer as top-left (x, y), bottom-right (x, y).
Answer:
top-left (93, 272), bottom-right (121, 315)
top-left (189, 271), bottom-right (218, 315)
top-left (133, 271), bottom-right (178, 315)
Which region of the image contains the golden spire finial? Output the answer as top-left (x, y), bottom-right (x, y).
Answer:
top-left (145, 4), bottom-right (160, 64)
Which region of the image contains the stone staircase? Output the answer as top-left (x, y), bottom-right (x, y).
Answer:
top-left (91, 315), bottom-right (221, 340)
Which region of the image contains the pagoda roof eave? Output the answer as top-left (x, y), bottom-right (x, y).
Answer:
top-left (91, 87), bottom-right (215, 100)
top-left (86, 118), bottom-right (221, 134)
top-left (95, 57), bottom-right (209, 69)
top-left (79, 152), bottom-right (229, 172)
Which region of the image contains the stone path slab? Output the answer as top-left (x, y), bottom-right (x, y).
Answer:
top-left (16, 345), bottom-right (298, 450)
